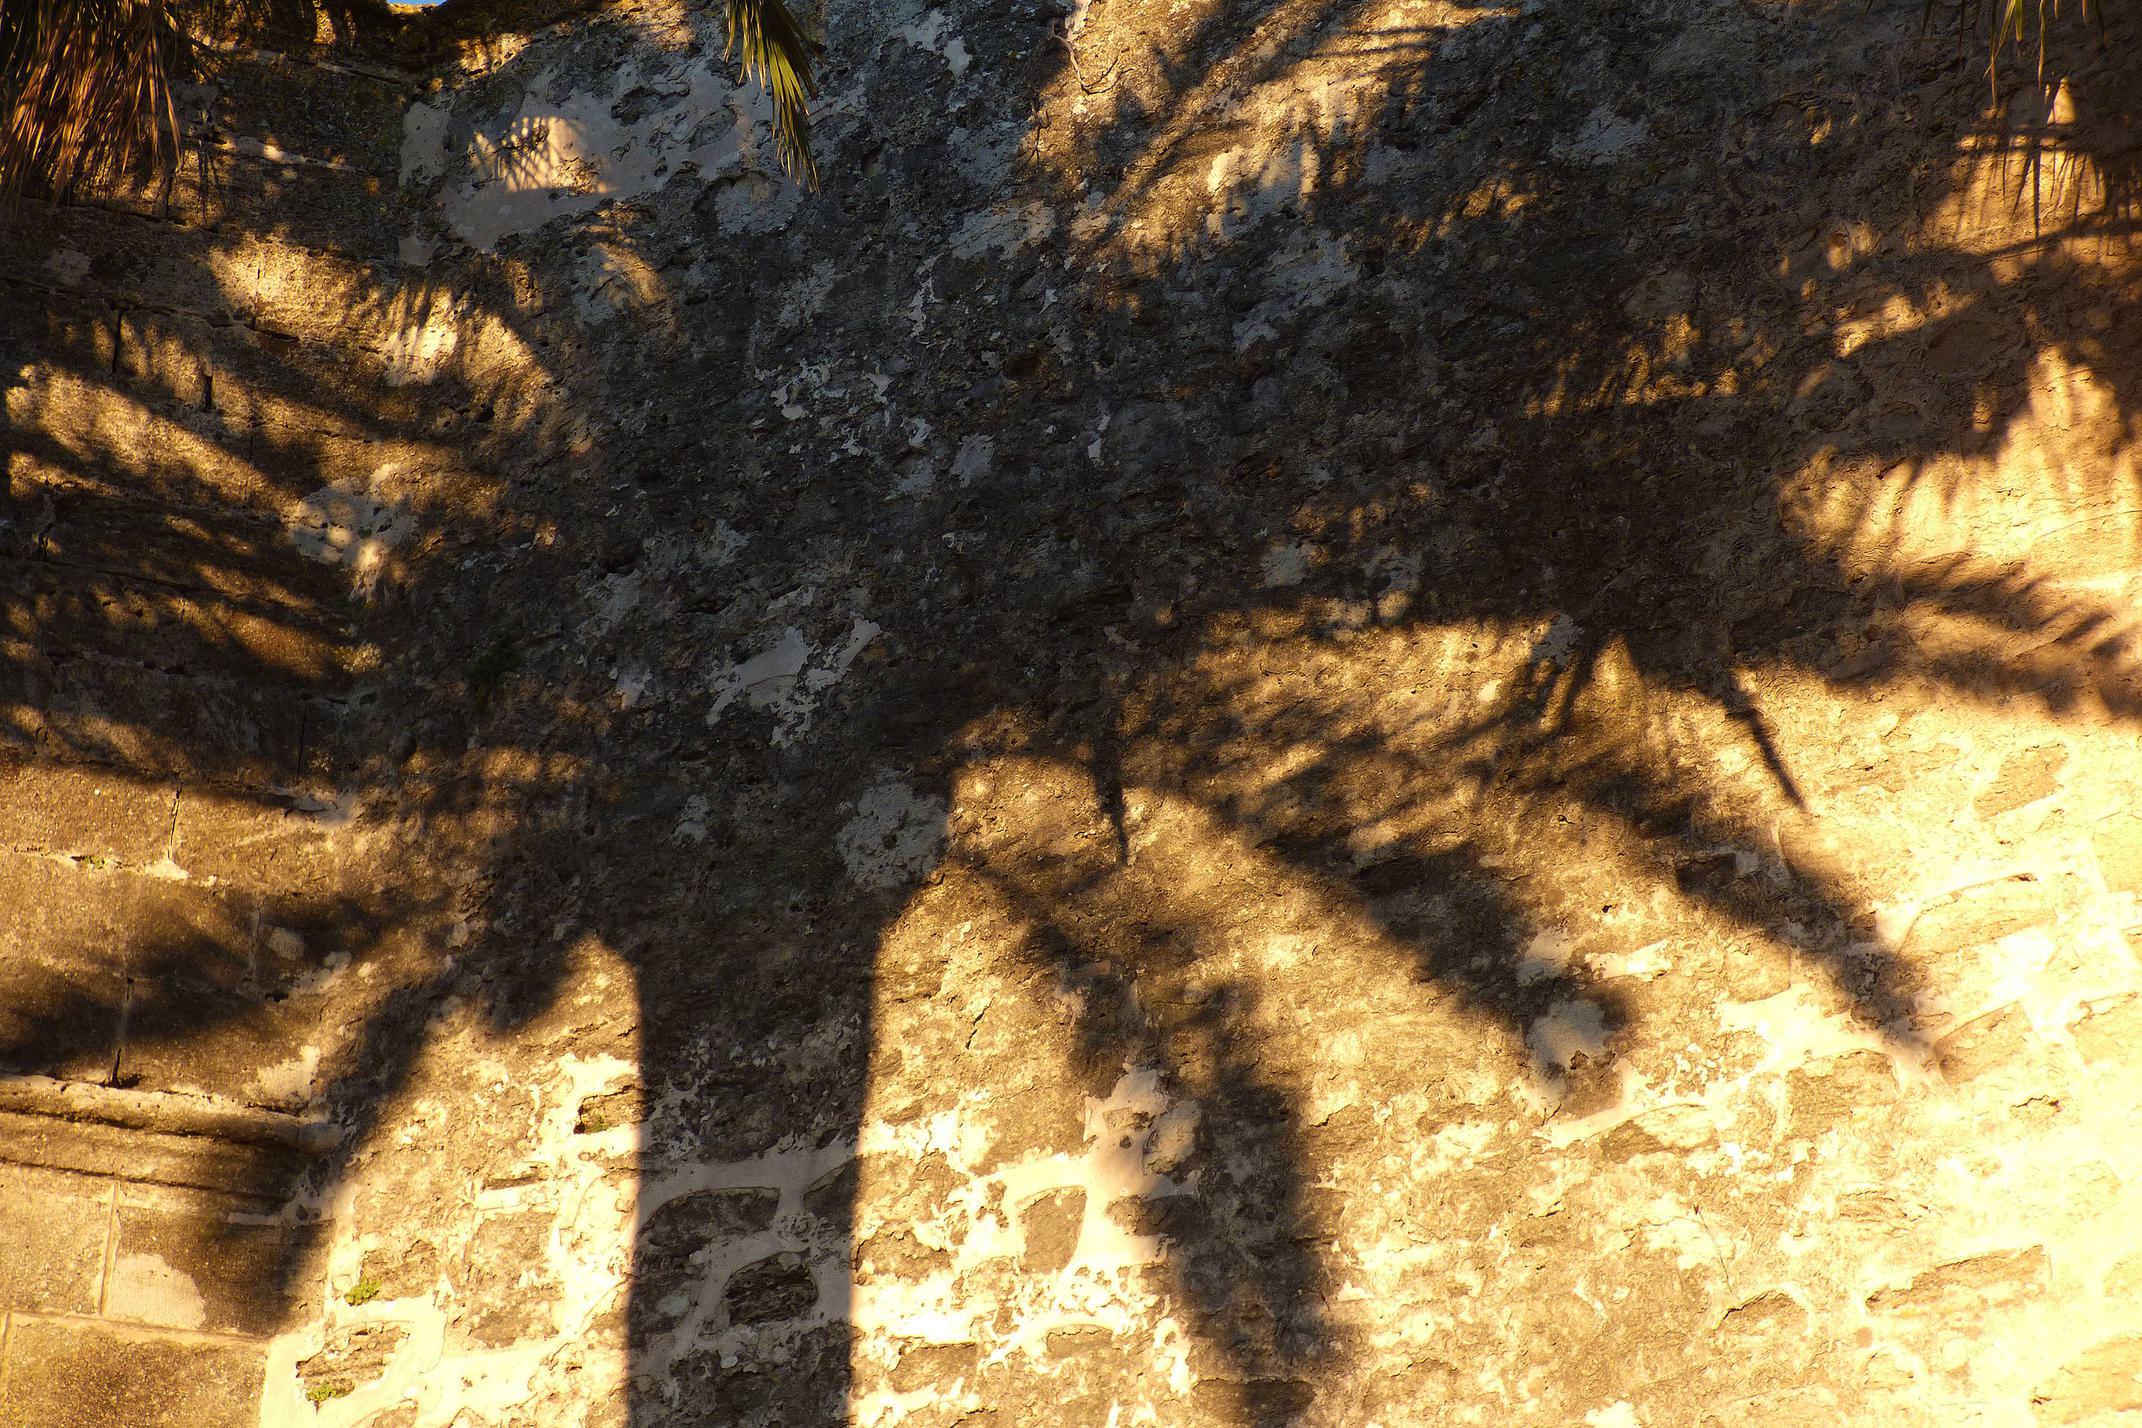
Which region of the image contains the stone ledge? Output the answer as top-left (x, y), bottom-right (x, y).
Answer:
top-left (0, 1076), bottom-right (331, 1199)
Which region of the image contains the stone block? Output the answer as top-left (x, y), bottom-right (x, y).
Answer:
top-left (723, 1251), bottom-right (818, 1327)
top-left (106, 1184), bottom-right (293, 1336)
top-left (8, 367), bottom-right (277, 509)
top-left (25, 520), bottom-right (356, 677)
top-left (1783, 1049), bottom-right (1898, 1134)
top-left (1017, 1187), bottom-right (1085, 1276)
top-left (2092, 819), bottom-right (2142, 895)
top-left (0, 760), bottom-right (173, 864)
top-left (453, 1207), bottom-right (562, 1349)
top-left (0, 852), bottom-right (139, 968)
top-left (1865, 1246), bottom-right (2048, 1322)
top-left (296, 1322), bottom-right (409, 1401)
top-left (889, 1341), bottom-right (982, 1393)
top-left (2033, 1334), bottom-right (2142, 1423)
top-left (116, 971), bottom-right (325, 1110)
top-left (212, 55), bottom-right (409, 175)
top-left (114, 308), bottom-right (215, 410)
top-left (0, 201), bottom-right (243, 320)
top-left (0, 1164), bottom-right (110, 1314)
top-left (2070, 994), bottom-right (2142, 1065)
top-left (95, 157), bottom-right (402, 261)
top-left (37, 657), bottom-right (312, 787)
top-left (1936, 1003), bottom-right (2035, 1084)
top-left (0, 1316), bottom-right (266, 1428)
top-left (172, 788), bottom-right (347, 894)
top-left (356, 1236), bottom-right (441, 1302)
top-left (0, 1107), bottom-right (305, 1199)
top-left (121, 876), bottom-right (259, 989)
top-left (248, 246), bottom-right (410, 352)
top-left (0, 285), bottom-right (116, 377)
top-left (1973, 743), bottom-right (2068, 819)
top-left (0, 956), bottom-right (124, 1082)
top-left (1901, 876), bottom-right (2061, 955)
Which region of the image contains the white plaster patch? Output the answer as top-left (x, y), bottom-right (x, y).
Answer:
top-left (588, 571), bottom-right (642, 635)
top-left (675, 794), bottom-right (710, 843)
top-left (950, 435), bottom-right (994, 484)
top-left (1719, 983), bottom-right (1936, 1086)
top-left (947, 203), bottom-right (1056, 260)
top-left (1531, 613), bottom-right (1581, 666)
top-left (614, 666), bottom-right (654, 708)
top-left (1560, 105), bottom-right (1650, 164)
top-left (837, 776), bottom-right (949, 891)
top-left (400, 99), bottom-right (450, 184)
top-left (702, 521), bottom-right (747, 566)
top-left (705, 617), bottom-right (878, 745)
top-left (777, 260), bottom-right (840, 327)
top-left (109, 1252), bottom-right (209, 1329)
top-left (287, 463), bottom-right (419, 600)
top-left (1527, 997), bottom-right (1611, 1078)
top-left (896, 9), bottom-right (972, 78)
top-left (1261, 539), bottom-right (1311, 588)
top-left (1516, 927), bottom-right (1577, 985)
top-left (439, 60), bottom-right (781, 250)
top-left (249, 1045), bottom-right (320, 1108)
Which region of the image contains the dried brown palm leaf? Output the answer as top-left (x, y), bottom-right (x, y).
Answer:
top-left (0, 0), bottom-right (191, 197)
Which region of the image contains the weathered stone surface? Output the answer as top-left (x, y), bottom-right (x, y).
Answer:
top-left (2070, 994), bottom-right (2142, 1064)
top-left (452, 1207), bottom-right (562, 1349)
top-left (0, 1165), bottom-right (109, 1314)
top-left (723, 1252), bottom-right (818, 1326)
top-left (107, 1185), bottom-right (295, 1336)
top-left (1865, 1247), bottom-right (2051, 1322)
top-left (0, 1097), bottom-right (308, 1197)
top-left (2034, 1335), bottom-right (2142, 1423)
top-left (297, 1322), bottom-right (409, 1399)
top-left (0, 762), bottom-right (172, 864)
top-left (17, 0), bottom-right (2142, 1419)
top-left (0, 1317), bottom-right (266, 1428)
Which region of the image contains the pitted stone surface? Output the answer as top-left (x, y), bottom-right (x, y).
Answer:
top-left (12, 0), bottom-right (2142, 1421)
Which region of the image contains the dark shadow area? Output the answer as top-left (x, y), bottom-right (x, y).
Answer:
top-left (7, 0), bottom-right (2142, 1419)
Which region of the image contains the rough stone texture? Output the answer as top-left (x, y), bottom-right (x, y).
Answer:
top-left (11, 0), bottom-right (2142, 1420)
top-left (0, 1317), bottom-right (268, 1428)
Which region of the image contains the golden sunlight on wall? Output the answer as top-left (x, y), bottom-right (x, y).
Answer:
top-left (843, 358), bottom-right (2142, 1421)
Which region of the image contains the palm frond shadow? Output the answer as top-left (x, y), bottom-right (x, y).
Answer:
top-left (12, 0), bottom-right (2142, 1418)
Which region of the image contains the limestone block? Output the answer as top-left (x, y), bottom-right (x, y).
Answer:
top-left (107, 1184), bottom-right (296, 1335)
top-left (0, 1164), bottom-right (109, 1314)
top-left (0, 1317), bottom-right (266, 1428)
top-left (0, 955), bottom-right (125, 1083)
top-left (0, 761), bottom-right (174, 865)
top-left (2034, 1334), bottom-right (2142, 1423)
top-left (0, 1105), bottom-right (307, 1199)
top-left (171, 787), bottom-right (350, 894)
top-left (451, 1206), bottom-right (562, 1350)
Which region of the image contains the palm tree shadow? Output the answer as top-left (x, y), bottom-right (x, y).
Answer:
top-left (15, 0), bottom-right (2142, 1420)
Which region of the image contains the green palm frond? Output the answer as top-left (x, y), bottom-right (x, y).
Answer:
top-left (725, 0), bottom-right (819, 188)
top-left (0, 0), bottom-right (188, 197)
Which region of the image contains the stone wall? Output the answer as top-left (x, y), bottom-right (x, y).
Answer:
top-left (11, 0), bottom-right (2142, 1421)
